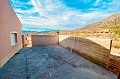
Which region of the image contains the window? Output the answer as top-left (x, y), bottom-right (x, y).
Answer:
top-left (10, 33), bottom-right (17, 46)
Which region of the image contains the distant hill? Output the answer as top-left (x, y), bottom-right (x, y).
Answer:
top-left (38, 13), bottom-right (120, 37)
top-left (81, 13), bottom-right (120, 29)
top-left (69, 13), bottom-right (120, 49)
top-left (70, 13), bottom-right (120, 37)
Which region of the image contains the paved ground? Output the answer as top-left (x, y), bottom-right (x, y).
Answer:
top-left (0, 45), bottom-right (117, 79)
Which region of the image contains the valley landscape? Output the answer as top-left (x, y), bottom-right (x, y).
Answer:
top-left (71, 13), bottom-right (120, 55)
top-left (43, 13), bottom-right (120, 55)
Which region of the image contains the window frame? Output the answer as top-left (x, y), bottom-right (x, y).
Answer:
top-left (10, 31), bottom-right (18, 46)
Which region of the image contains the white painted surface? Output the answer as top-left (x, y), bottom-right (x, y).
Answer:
top-left (10, 33), bottom-right (17, 46)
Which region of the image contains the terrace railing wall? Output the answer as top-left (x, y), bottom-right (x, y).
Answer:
top-left (31, 35), bottom-right (59, 46)
top-left (59, 35), bottom-right (112, 68)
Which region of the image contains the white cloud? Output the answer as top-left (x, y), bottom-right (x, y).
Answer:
top-left (10, 0), bottom-right (120, 31)
top-left (15, 8), bottom-right (37, 14)
top-left (93, 0), bottom-right (101, 6)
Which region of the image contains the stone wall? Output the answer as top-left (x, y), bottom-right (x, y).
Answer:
top-left (32, 35), bottom-right (59, 46)
top-left (59, 35), bottom-right (112, 68)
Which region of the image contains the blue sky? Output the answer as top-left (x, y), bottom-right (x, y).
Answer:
top-left (9, 0), bottom-right (120, 32)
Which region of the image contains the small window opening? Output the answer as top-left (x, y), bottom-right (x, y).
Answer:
top-left (10, 33), bottom-right (17, 46)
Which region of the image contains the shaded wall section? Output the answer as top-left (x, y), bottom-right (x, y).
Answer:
top-left (32, 35), bottom-right (59, 46)
top-left (0, 0), bottom-right (22, 68)
top-left (59, 35), bottom-right (112, 68)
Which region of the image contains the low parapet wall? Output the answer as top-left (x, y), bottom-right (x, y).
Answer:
top-left (59, 35), bottom-right (112, 68)
top-left (31, 35), bottom-right (59, 46)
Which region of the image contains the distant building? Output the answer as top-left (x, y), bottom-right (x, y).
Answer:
top-left (60, 30), bottom-right (72, 35)
top-left (22, 33), bottom-right (32, 47)
top-left (0, 0), bottom-right (22, 68)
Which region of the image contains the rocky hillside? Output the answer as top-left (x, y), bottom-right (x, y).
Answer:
top-left (72, 13), bottom-right (120, 37)
top-left (81, 13), bottom-right (120, 29)
top-left (48, 13), bottom-right (120, 37)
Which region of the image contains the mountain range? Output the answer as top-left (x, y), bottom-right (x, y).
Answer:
top-left (81, 13), bottom-right (120, 30)
top-left (72, 13), bottom-right (120, 37)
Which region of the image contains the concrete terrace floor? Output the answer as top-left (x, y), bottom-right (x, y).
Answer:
top-left (0, 45), bottom-right (117, 79)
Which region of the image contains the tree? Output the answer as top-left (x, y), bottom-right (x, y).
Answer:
top-left (56, 31), bottom-right (59, 35)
